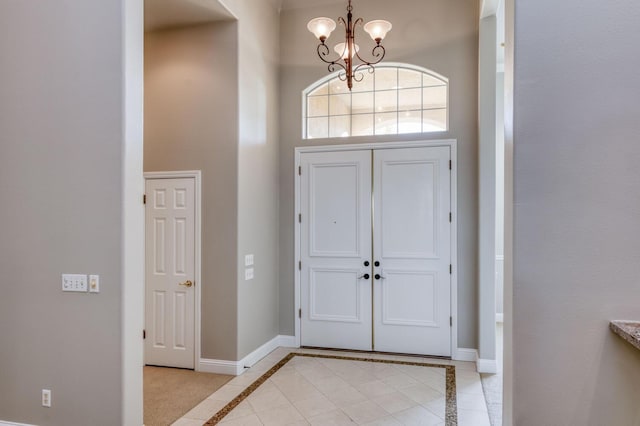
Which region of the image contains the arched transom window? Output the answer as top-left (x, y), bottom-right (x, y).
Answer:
top-left (303, 63), bottom-right (448, 139)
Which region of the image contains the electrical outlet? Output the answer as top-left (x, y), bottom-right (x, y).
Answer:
top-left (245, 268), bottom-right (254, 280)
top-left (42, 389), bottom-right (51, 407)
top-left (89, 274), bottom-right (100, 293)
top-left (62, 274), bottom-right (88, 292)
top-left (244, 254), bottom-right (254, 266)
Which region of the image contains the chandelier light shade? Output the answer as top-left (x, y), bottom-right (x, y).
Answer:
top-left (307, 17), bottom-right (337, 41)
top-left (307, 0), bottom-right (392, 90)
top-left (363, 20), bottom-right (393, 43)
top-left (334, 42), bottom-right (360, 59)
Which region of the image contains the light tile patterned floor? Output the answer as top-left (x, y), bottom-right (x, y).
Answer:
top-left (172, 348), bottom-right (490, 426)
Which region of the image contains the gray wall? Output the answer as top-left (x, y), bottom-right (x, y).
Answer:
top-left (232, 0), bottom-right (282, 359)
top-left (278, 0), bottom-right (480, 349)
top-left (0, 0), bottom-right (126, 424)
top-left (495, 71), bottom-right (504, 316)
top-left (502, 0), bottom-right (514, 421)
top-left (145, 0), bottom-right (282, 362)
top-left (144, 22), bottom-right (240, 361)
top-left (513, 0), bottom-right (640, 424)
top-left (477, 14), bottom-right (497, 361)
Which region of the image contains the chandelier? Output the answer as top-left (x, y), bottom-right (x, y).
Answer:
top-left (307, 0), bottom-right (392, 91)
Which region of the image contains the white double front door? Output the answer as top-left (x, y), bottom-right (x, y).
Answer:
top-left (300, 146), bottom-right (452, 356)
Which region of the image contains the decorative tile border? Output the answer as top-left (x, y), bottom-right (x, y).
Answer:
top-left (204, 352), bottom-right (457, 425)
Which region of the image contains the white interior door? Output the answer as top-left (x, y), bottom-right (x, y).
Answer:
top-left (145, 177), bottom-right (195, 369)
top-left (300, 150), bottom-right (373, 350)
top-left (373, 147), bottom-right (451, 356)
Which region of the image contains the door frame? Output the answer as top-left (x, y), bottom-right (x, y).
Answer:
top-left (294, 139), bottom-right (458, 359)
top-left (144, 170), bottom-right (202, 370)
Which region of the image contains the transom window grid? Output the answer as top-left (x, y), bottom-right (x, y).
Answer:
top-left (304, 65), bottom-right (448, 139)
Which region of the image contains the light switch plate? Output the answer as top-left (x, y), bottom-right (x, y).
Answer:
top-left (244, 254), bottom-right (254, 266)
top-left (89, 275), bottom-right (100, 293)
top-left (245, 268), bottom-right (254, 280)
top-left (62, 274), bottom-right (88, 292)
top-left (42, 389), bottom-right (51, 407)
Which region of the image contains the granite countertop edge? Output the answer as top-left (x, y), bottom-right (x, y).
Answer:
top-left (610, 320), bottom-right (640, 351)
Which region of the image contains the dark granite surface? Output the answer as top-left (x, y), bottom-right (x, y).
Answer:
top-left (610, 321), bottom-right (640, 351)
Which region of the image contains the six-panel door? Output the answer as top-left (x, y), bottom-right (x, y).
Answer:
top-left (145, 178), bottom-right (196, 369)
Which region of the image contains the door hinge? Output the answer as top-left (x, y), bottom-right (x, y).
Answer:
top-left (449, 160), bottom-right (452, 170)
top-left (450, 317), bottom-right (452, 327)
top-left (298, 166), bottom-right (302, 175)
top-left (298, 213), bottom-right (302, 223)
top-left (449, 264), bottom-right (452, 274)
top-left (449, 212), bottom-right (452, 222)
top-left (299, 308), bottom-right (302, 318)
top-left (143, 194), bottom-right (146, 204)
top-left (143, 329), bottom-right (146, 339)
top-left (298, 261), bottom-right (302, 270)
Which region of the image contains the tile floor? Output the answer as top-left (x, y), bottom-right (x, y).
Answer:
top-left (480, 323), bottom-right (503, 426)
top-left (172, 348), bottom-right (490, 426)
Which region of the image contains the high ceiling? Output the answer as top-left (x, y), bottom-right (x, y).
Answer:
top-left (144, 0), bottom-right (502, 58)
top-left (280, 0), bottom-right (344, 11)
top-left (145, 0), bottom-right (234, 32)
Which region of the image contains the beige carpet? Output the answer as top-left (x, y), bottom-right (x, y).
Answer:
top-left (144, 366), bottom-right (232, 426)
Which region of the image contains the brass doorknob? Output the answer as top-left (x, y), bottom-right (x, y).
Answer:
top-left (179, 280), bottom-right (193, 288)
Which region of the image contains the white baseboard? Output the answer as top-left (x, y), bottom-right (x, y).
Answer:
top-left (0, 421), bottom-right (36, 426)
top-left (199, 335), bottom-right (299, 376)
top-left (477, 358), bottom-right (498, 374)
top-left (240, 335), bottom-right (288, 369)
top-left (454, 348), bottom-right (498, 373)
top-left (198, 358), bottom-right (242, 375)
top-left (277, 335), bottom-right (297, 348)
top-left (496, 313), bottom-right (504, 323)
top-left (454, 348), bottom-right (478, 362)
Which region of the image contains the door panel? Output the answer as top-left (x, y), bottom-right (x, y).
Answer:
top-left (145, 178), bottom-right (195, 368)
top-left (310, 163), bottom-right (361, 257)
top-left (152, 291), bottom-right (166, 347)
top-left (381, 270), bottom-right (438, 327)
top-left (300, 151), bottom-right (372, 350)
top-left (309, 268), bottom-right (363, 322)
top-left (373, 147), bottom-right (451, 356)
top-left (380, 160), bottom-right (438, 258)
